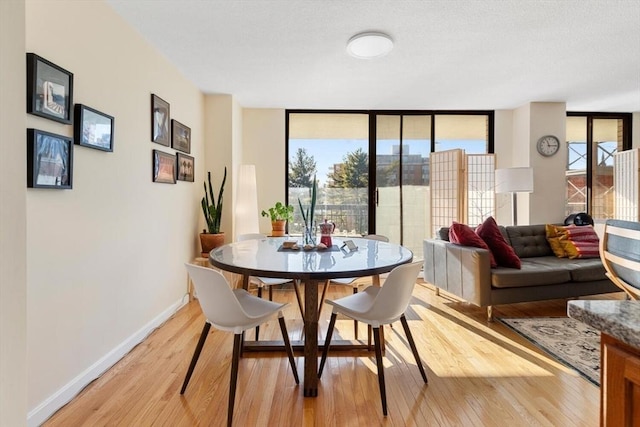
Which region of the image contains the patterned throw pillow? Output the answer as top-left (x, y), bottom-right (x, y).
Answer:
top-left (545, 224), bottom-right (568, 257)
top-left (449, 222), bottom-right (497, 268)
top-left (476, 216), bottom-right (521, 269)
top-left (559, 225), bottom-right (600, 259)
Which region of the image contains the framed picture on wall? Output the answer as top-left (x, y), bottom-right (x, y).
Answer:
top-left (177, 152), bottom-right (194, 182)
top-left (27, 128), bottom-right (73, 189)
top-left (151, 94), bottom-right (170, 146)
top-left (74, 104), bottom-right (114, 152)
top-left (152, 149), bottom-right (176, 184)
top-left (26, 53), bottom-right (74, 124)
top-left (171, 119), bottom-right (191, 153)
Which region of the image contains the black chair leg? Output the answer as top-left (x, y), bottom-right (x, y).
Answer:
top-left (278, 317), bottom-right (299, 384)
top-left (373, 326), bottom-right (388, 416)
top-left (255, 288), bottom-right (262, 341)
top-left (318, 312), bottom-right (337, 378)
top-left (400, 314), bottom-right (428, 383)
top-left (228, 333), bottom-right (242, 427)
top-left (353, 287), bottom-right (358, 340)
top-left (180, 322), bottom-right (211, 394)
top-left (269, 285), bottom-right (273, 301)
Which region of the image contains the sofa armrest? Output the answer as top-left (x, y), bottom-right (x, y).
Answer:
top-left (423, 239), bottom-right (493, 307)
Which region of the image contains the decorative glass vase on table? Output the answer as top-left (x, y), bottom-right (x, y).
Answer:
top-left (303, 221), bottom-right (316, 246)
top-left (298, 175), bottom-right (318, 247)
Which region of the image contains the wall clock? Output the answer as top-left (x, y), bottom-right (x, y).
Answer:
top-left (536, 135), bottom-right (560, 157)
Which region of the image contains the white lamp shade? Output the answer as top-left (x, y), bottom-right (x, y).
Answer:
top-left (235, 165), bottom-right (259, 237)
top-left (495, 167), bottom-right (534, 194)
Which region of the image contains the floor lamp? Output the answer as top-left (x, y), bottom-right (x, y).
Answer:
top-left (235, 164), bottom-right (259, 238)
top-left (495, 167), bottom-right (534, 226)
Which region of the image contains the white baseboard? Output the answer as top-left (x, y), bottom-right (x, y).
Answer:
top-left (27, 297), bottom-right (187, 427)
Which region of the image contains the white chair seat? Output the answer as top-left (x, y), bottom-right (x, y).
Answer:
top-left (181, 263), bottom-right (299, 427)
top-left (318, 261), bottom-right (428, 416)
top-left (328, 234), bottom-right (389, 339)
top-left (325, 286), bottom-right (386, 326)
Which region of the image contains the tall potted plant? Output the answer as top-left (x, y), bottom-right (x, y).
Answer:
top-left (261, 202), bottom-right (294, 237)
top-left (200, 167), bottom-right (227, 257)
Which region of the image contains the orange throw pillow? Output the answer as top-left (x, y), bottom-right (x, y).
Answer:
top-left (545, 224), bottom-right (568, 257)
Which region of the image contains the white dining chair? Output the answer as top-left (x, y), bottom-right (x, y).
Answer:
top-left (329, 234), bottom-right (389, 339)
top-left (181, 264), bottom-right (299, 427)
top-left (318, 261), bottom-right (428, 416)
top-left (237, 233), bottom-right (295, 340)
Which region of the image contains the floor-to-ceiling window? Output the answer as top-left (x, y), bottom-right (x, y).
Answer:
top-left (565, 113), bottom-right (632, 218)
top-left (286, 110), bottom-right (493, 256)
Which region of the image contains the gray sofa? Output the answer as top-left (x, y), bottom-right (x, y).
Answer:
top-left (423, 224), bottom-right (620, 320)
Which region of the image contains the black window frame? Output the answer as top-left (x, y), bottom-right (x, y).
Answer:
top-left (566, 111), bottom-right (632, 216)
top-left (285, 109), bottom-right (495, 234)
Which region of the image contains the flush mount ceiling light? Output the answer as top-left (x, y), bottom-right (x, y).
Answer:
top-left (346, 32), bottom-right (394, 59)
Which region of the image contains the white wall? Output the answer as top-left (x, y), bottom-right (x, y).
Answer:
top-left (25, 1), bottom-right (204, 424)
top-left (203, 95), bottom-right (236, 243)
top-left (528, 102), bottom-right (567, 224)
top-left (493, 110), bottom-right (514, 225)
top-left (242, 109), bottom-right (287, 236)
top-left (0, 0), bottom-right (28, 425)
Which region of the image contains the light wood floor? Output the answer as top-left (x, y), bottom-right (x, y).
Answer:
top-left (44, 280), bottom-right (622, 426)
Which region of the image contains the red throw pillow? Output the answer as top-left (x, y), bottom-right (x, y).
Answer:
top-left (476, 216), bottom-right (521, 269)
top-left (449, 222), bottom-right (497, 268)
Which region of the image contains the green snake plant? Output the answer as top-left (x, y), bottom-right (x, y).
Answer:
top-left (201, 167), bottom-right (227, 234)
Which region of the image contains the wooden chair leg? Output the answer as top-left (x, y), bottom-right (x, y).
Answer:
top-left (400, 314), bottom-right (428, 383)
top-left (373, 326), bottom-right (388, 416)
top-left (180, 322), bottom-right (211, 394)
top-left (318, 312), bottom-right (337, 378)
top-left (228, 333), bottom-right (242, 427)
top-left (278, 317), bottom-right (299, 384)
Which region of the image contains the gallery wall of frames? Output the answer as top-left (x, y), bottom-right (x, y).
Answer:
top-left (26, 52), bottom-right (195, 189)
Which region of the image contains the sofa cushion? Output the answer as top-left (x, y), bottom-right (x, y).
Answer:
top-left (560, 225), bottom-right (600, 259)
top-left (506, 224), bottom-right (553, 258)
top-left (491, 257), bottom-right (571, 288)
top-left (564, 258), bottom-right (608, 282)
top-left (476, 216), bottom-right (521, 269)
top-left (449, 222), bottom-right (497, 267)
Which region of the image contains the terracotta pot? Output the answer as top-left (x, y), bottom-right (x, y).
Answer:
top-left (199, 232), bottom-right (225, 257)
top-left (271, 220), bottom-right (286, 237)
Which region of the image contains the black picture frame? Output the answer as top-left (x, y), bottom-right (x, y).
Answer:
top-left (74, 104), bottom-right (114, 152)
top-left (26, 53), bottom-right (73, 124)
top-left (153, 149), bottom-right (176, 184)
top-left (27, 128), bottom-right (73, 189)
top-left (171, 119), bottom-right (191, 153)
top-left (177, 153), bottom-right (195, 182)
top-left (151, 94), bottom-right (170, 146)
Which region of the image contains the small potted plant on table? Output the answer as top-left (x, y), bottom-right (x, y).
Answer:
top-left (261, 202), bottom-right (294, 237)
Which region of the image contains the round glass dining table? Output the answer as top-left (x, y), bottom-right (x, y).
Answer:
top-left (209, 237), bottom-right (413, 397)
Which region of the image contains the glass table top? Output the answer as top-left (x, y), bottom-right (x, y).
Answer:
top-left (209, 237), bottom-right (413, 281)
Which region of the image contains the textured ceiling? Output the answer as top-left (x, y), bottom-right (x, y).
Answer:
top-left (106, 0), bottom-right (640, 112)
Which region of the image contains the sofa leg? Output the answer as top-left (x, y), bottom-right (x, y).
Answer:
top-left (487, 306), bottom-right (494, 322)
top-left (435, 288), bottom-right (440, 297)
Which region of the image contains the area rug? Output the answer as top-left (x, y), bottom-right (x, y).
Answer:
top-left (499, 317), bottom-right (601, 386)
